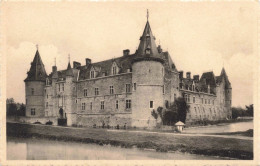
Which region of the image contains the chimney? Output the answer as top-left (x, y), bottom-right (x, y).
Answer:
top-left (73, 61), bottom-right (81, 69)
top-left (123, 49), bottom-right (130, 56)
top-left (193, 75), bottom-right (200, 81)
top-left (52, 66), bottom-right (57, 72)
top-left (186, 72), bottom-right (191, 79)
top-left (179, 71), bottom-right (183, 79)
top-left (86, 58), bottom-right (91, 66)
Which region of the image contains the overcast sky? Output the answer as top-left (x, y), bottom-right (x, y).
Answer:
top-left (2, 1), bottom-right (257, 107)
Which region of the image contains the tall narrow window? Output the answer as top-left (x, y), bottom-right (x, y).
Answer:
top-left (82, 103), bottom-right (86, 110)
top-left (193, 96), bottom-right (195, 103)
top-left (174, 93), bottom-right (176, 101)
top-left (201, 98), bottom-right (203, 104)
top-left (185, 94), bottom-right (188, 102)
top-left (133, 83), bottom-right (136, 91)
top-left (126, 100), bottom-right (131, 109)
top-left (47, 94), bottom-right (48, 99)
top-left (58, 84), bottom-right (60, 92)
top-left (46, 102), bottom-right (48, 108)
top-left (126, 84), bottom-right (131, 93)
top-left (31, 88), bottom-right (34, 95)
top-left (101, 101), bottom-right (105, 110)
top-left (90, 70), bottom-right (95, 78)
top-left (90, 102), bottom-right (92, 110)
top-left (110, 86), bottom-right (114, 94)
top-left (116, 100), bottom-right (119, 110)
top-left (163, 85), bottom-right (165, 94)
top-left (31, 108), bottom-right (35, 115)
top-left (84, 89), bottom-right (88, 97)
top-left (95, 88), bottom-right (99, 96)
top-left (150, 101), bottom-right (153, 109)
top-left (112, 66), bottom-right (117, 75)
top-left (188, 95), bottom-right (190, 103)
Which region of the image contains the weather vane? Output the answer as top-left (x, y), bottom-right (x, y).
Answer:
top-left (147, 9), bottom-right (149, 21)
top-left (36, 44), bottom-right (38, 50)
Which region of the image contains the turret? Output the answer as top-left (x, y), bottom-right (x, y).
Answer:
top-left (221, 68), bottom-right (232, 118)
top-left (131, 10), bottom-right (165, 128)
top-left (65, 61), bottom-right (77, 126)
top-left (24, 46), bottom-right (47, 117)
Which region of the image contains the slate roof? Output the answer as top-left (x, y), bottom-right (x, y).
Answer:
top-left (25, 49), bottom-right (47, 82)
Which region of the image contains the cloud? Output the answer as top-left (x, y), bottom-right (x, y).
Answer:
top-left (7, 42), bottom-right (62, 103)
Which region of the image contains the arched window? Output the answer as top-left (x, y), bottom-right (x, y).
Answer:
top-left (111, 62), bottom-right (118, 75)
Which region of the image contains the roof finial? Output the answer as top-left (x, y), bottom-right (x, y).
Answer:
top-left (54, 57), bottom-right (56, 66)
top-left (36, 44), bottom-right (39, 50)
top-left (68, 54), bottom-right (70, 63)
top-left (147, 9), bottom-right (149, 21)
top-left (159, 39), bottom-right (160, 45)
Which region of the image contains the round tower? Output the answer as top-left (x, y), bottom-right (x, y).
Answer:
top-left (131, 14), bottom-right (165, 128)
top-left (131, 57), bottom-right (164, 128)
top-left (24, 47), bottom-right (47, 117)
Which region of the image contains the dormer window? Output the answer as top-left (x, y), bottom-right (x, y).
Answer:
top-left (145, 48), bottom-right (151, 55)
top-left (111, 62), bottom-right (118, 75)
top-left (208, 85), bottom-right (210, 93)
top-left (192, 82), bottom-right (195, 91)
top-left (90, 67), bottom-right (95, 79)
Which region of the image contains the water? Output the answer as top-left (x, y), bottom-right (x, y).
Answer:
top-left (7, 137), bottom-right (226, 160)
top-left (183, 120), bottom-right (253, 134)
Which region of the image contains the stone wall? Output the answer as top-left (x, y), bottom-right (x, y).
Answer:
top-left (25, 81), bottom-right (45, 117)
top-left (8, 116), bottom-right (58, 125)
top-left (76, 113), bottom-right (132, 128)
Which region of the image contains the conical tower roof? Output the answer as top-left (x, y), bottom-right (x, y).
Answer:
top-left (66, 62), bottom-right (74, 77)
top-left (220, 67), bottom-right (231, 89)
top-left (136, 21), bottom-right (159, 56)
top-left (25, 49), bottom-right (47, 82)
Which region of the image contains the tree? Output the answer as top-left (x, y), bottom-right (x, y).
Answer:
top-left (151, 97), bottom-right (189, 126)
top-left (245, 104), bottom-right (253, 117)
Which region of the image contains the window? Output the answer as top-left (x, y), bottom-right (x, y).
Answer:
top-left (62, 83), bottom-right (64, 91)
top-left (90, 70), bottom-right (95, 78)
top-left (188, 95), bottom-right (190, 103)
top-left (95, 88), bottom-right (99, 96)
top-left (126, 100), bottom-right (131, 109)
top-left (201, 98), bottom-right (203, 104)
top-left (192, 84), bottom-right (195, 91)
top-left (46, 102), bottom-right (48, 108)
top-left (31, 108), bottom-right (35, 115)
top-left (58, 84), bottom-right (60, 92)
top-left (213, 100), bottom-right (214, 105)
top-left (150, 101), bottom-right (153, 109)
top-left (193, 96), bottom-right (195, 103)
top-left (112, 66), bottom-right (117, 75)
top-left (31, 88), bottom-right (34, 95)
top-left (185, 94), bottom-right (188, 102)
top-left (126, 84), bottom-right (131, 93)
top-left (82, 103), bottom-right (86, 110)
top-left (208, 99), bottom-right (210, 104)
top-left (133, 83), bottom-right (136, 91)
top-left (90, 102), bottom-right (92, 110)
top-left (194, 107), bottom-right (197, 114)
top-left (205, 99), bottom-right (207, 104)
top-left (47, 94), bottom-right (48, 99)
top-left (110, 86), bottom-right (114, 94)
top-left (116, 100), bottom-right (118, 109)
top-left (75, 99), bottom-right (77, 103)
top-left (163, 85), bottom-right (165, 94)
top-left (84, 89), bottom-right (88, 97)
top-left (101, 101), bottom-right (104, 110)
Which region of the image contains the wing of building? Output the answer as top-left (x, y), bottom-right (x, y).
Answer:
top-left (24, 15), bottom-right (232, 127)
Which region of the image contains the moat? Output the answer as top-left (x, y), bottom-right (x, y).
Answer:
top-left (7, 120), bottom-right (253, 160)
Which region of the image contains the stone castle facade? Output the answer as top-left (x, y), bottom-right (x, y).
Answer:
top-left (24, 16), bottom-right (232, 127)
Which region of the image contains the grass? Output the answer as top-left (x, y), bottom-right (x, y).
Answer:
top-left (209, 129), bottom-right (253, 137)
top-left (7, 122), bottom-right (253, 160)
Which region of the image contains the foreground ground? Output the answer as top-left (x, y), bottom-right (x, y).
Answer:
top-left (7, 122), bottom-right (253, 160)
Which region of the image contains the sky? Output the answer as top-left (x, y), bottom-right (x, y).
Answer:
top-left (2, 1), bottom-right (257, 107)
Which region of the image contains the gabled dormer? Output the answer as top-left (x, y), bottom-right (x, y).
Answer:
top-left (111, 61), bottom-right (119, 75)
top-left (90, 66), bottom-right (96, 79)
